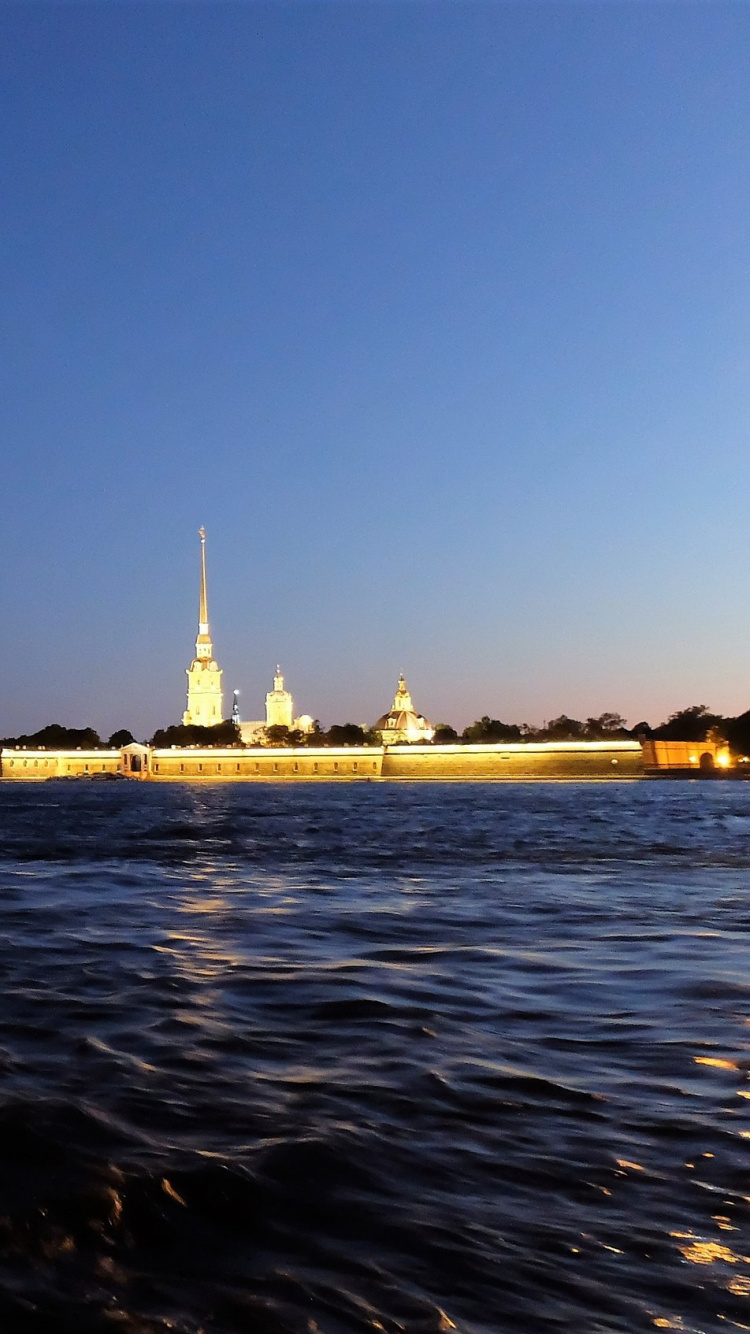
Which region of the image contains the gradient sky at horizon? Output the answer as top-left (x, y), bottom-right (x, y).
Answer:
top-left (3, 0), bottom-right (750, 738)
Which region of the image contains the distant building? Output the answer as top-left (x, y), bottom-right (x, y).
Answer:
top-left (239, 667), bottom-right (314, 744)
top-left (183, 528), bottom-right (223, 727)
top-left (266, 666), bottom-right (294, 729)
top-left (374, 675), bottom-right (434, 744)
top-left (641, 738), bottom-right (732, 774)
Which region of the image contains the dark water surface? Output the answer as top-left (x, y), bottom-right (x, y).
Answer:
top-left (1, 781), bottom-right (750, 1334)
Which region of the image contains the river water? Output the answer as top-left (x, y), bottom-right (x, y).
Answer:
top-left (0, 780), bottom-right (749, 1333)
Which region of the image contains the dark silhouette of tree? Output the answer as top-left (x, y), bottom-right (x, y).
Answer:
top-left (151, 721), bottom-right (241, 748)
top-left (543, 715), bottom-right (585, 741)
top-left (461, 716), bottom-right (522, 743)
top-left (630, 721), bottom-right (652, 738)
top-left (325, 723), bottom-right (378, 746)
top-left (301, 721), bottom-right (325, 746)
top-left (726, 710), bottom-right (750, 757)
top-left (584, 713), bottom-right (628, 739)
top-left (1, 723), bottom-right (104, 749)
top-left (265, 725), bottom-right (291, 747)
top-left (433, 724), bottom-right (458, 743)
top-left (652, 706), bottom-right (724, 742)
top-left (108, 729), bottom-right (135, 748)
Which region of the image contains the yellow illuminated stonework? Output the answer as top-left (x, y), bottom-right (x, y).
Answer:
top-left (266, 666), bottom-right (294, 730)
top-left (0, 738), bottom-right (646, 781)
top-left (641, 739), bottom-right (733, 772)
top-left (374, 674), bottom-right (435, 744)
top-left (238, 667), bottom-right (314, 743)
top-left (183, 528), bottom-right (223, 727)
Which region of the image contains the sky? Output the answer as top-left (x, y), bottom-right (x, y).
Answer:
top-left (3, 0), bottom-right (750, 738)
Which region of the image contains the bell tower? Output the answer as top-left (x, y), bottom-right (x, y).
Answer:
top-left (392, 674), bottom-right (413, 712)
top-left (183, 528), bottom-right (223, 726)
top-left (265, 666), bottom-right (294, 730)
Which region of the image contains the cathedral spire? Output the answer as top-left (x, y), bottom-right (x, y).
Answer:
top-left (183, 528), bottom-right (223, 726)
top-left (198, 526), bottom-right (209, 632)
top-left (195, 527), bottom-right (213, 660)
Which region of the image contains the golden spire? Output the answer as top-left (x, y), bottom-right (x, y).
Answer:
top-left (194, 527), bottom-right (213, 661)
top-left (198, 527), bottom-right (208, 630)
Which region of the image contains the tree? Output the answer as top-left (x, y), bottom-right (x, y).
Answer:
top-left (652, 706), bottom-right (724, 742)
top-left (584, 713), bottom-right (628, 739)
top-left (433, 724), bottom-right (458, 743)
top-left (151, 721), bottom-right (241, 748)
top-left (325, 723), bottom-right (378, 746)
top-left (1, 723), bottom-right (104, 749)
top-left (726, 710), bottom-right (750, 757)
top-left (544, 715), bottom-right (585, 741)
top-left (108, 729), bottom-right (135, 748)
top-left (461, 716), bottom-right (522, 743)
top-left (630, 721), bottom-right (652, 738)
top-left (265, 725), bottom-right (291, 747)
top-left (301, 720), bottom-right (325, 746)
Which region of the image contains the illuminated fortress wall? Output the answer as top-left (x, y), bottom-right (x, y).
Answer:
top-left (0, 750), bottom-right (121, 779)
top-left (149, 747), bottom-right (384, 779)
top-left (1, 741), bottom-right (643, 780)
top-left (148, 741), bottom-right (642, 780)
top-left (383, 741), bottom-right (643, 780)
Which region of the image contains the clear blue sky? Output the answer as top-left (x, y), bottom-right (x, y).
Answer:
top-left (3, 0), bottom-right (750, 738)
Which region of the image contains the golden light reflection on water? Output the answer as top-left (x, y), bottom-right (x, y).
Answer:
top-left (728, 1276), bottom-right (750, 1297)
top-left (672, 1236), bottom-right (750, 1266)
top-left (162, 1178), bottom-right (187, 1207)
top-left (695, 1057), bottom-right (741, 1071)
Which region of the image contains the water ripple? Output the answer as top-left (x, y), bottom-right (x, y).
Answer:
top-left (0, 781), bottom-right (749, 1332)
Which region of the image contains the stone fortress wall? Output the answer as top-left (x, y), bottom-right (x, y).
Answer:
top-left (0, 750), bottom-right (122, 779)
top-left (0, 740), bottom-right (644, 781)
top-left (383, 740), bottom-right (643, 780)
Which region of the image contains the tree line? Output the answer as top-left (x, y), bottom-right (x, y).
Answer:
top-left (4, 705), bottom-right (750, 752)
top-left (438, 705), bottom-right (750, 752)
top-left (0, 720), bottom-right (380, 749)
top-left (149, 721), bottom-right (382, 748)
top-left (0, 723), bottom-right (136, 750)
